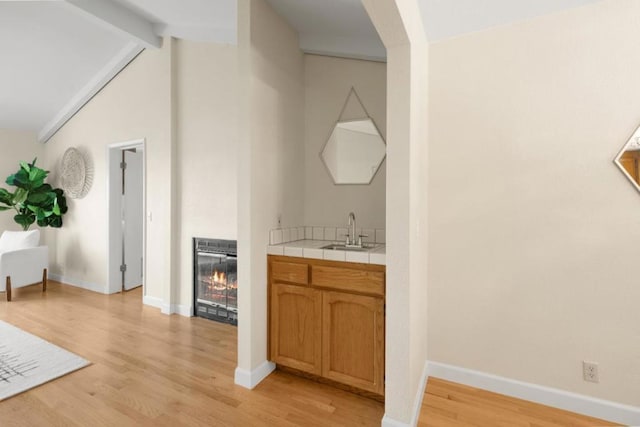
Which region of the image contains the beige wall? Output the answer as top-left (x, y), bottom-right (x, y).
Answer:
top-left (237, 0), bottom-right (305, 373)
top-left (175, 40), bottom-right (238, 307)
top-left (0, 129), bottom-right (43, 233)
top-left (42, 38), bottom-right (238, 308)
top-left (362, 0), bottom-right (429, 423)
top-left (303, 55), bottom-right (386, 229)
top-left (43, 42), bottom-right (174, 298)
top-left (428, 0), bottom-right (640, 406)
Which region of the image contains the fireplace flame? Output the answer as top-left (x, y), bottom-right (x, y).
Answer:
top-left (205, 270), bottom-right (237, 294)
top-left (212, 270), bottom-right (226, 284)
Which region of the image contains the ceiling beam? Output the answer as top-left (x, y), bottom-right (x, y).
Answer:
top-left (39, 42), bottom-right (144, 143)
top-left (62, 0), bottom-right (161, 48)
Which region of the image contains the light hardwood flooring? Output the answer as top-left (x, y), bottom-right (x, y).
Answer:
top-left (0, 282), bottom-right (383, 426)
top-left (0, 282), bottom-right (620, 427)
top-left (418, 378), bottom-right (618, 427)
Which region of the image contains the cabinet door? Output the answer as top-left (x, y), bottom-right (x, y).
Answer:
top-left (322, 292), bottom-right (384, 395)
top-left (270, 283), bottom-right (322, 375)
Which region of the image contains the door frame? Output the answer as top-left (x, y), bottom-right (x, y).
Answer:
top-left (106, 138), bottom-right (146, 295)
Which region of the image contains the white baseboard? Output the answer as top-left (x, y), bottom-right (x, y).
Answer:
top-left (170, 303), bottom-right (193, 317)
top-left (382, 360), bottom-right (430, 427)
top-left (412, 360), bottom-right (430, 423)
top-left (381, 415), bottom-right (411, 427)
top-left (142, 296), bottom-right (193, 317)
top-left (427, 361), bottom-right (640, 426)
top-left (234, 361), bottom-right (275, 390)
top-left (52, 279), bottom-right (192, 318)
top-left (49, 273), bottom-right (108, 294)
top-left (142, 295), bottom-right (163, 309)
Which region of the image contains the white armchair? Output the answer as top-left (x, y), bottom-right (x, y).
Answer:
top-left (0, 230), bottom-right (48, 301)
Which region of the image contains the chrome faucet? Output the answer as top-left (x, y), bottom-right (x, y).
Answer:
top-left (347, 212), bottom-right (356, 246)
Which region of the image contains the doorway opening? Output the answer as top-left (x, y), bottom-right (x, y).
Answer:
top-left (107, 139), bottom-right (146, 295)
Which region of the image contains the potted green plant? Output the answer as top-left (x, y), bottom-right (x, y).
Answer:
top-left (0, 159), bottom-right (68, 230)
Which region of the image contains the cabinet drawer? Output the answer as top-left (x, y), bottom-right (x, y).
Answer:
top-left (312, 265), bottom-right (384, 296)
top-left (271, 261), bottom-right (309, 285)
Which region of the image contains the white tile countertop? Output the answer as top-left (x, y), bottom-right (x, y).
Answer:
top-left (267, 239), bottom-right (386, 265)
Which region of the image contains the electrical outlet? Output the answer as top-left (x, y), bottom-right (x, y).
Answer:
top-left (583, 361), bottom-right (599, 383)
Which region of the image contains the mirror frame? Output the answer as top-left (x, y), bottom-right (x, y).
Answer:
top-left (614, 124), bottom-right (640, 193)
top-left (319, 117), bottom-right (387, 186)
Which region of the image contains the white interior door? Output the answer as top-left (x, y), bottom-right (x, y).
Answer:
top-left (123, 149), bottom-right (143, 291)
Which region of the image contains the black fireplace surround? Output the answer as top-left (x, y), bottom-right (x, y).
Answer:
top-left (193, 238), bottom-right (237, 325)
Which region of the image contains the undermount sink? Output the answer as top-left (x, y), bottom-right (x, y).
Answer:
top-left (321, 243), bottom-right (372, 252)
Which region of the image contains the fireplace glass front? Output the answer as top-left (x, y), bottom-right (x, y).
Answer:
top-left (193, 238), bottom-right (237, 325)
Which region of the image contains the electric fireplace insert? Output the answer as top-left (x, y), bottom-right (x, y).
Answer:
top-left (193, 238), bottom-right (237, 325)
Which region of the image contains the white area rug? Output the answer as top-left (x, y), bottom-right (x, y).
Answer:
top-left (0, 320), bottom-right (89, 401)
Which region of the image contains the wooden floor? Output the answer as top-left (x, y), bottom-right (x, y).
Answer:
top-left (0, 282), bottom-right (383, 426)
top-left (418, 378), bottom-right (618, 427)
top-left (0, 283), bottom-right (619, 427)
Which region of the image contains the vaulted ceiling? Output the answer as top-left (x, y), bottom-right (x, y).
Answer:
top-left (1, 0), bottom-right (603, 143)
top-left (264, 0), bottom-right (602, 60)
top-left (0, 0), bottom-right (235, 143)
top-left (0, 2), bottom-right (133, 138)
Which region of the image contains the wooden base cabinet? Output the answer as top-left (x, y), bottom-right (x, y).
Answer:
top-left (270, 283), bottom-right (322, 375)
top-left (268, 255), bottom-right (385, 398)
top-left (322, 291), bottom-right (384, 395)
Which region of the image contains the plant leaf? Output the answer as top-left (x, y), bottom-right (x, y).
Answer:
top-left (11, 169), bottom-right (30, 189)
top-left (28, 166), bottom-right (48, 183)
top-left (0, 188), bottom-right (12, 205)
top-left (36, 208), bottom-right (46, 221)
top-left (55, 189), bottom-right (68, 214)
top-left (26, 191), bottom-right (50, 205)
top-left (13, 188), bottom-right (28, 205)
top-left (14, 213), bottom-right (35, 230)
top-left (49, 216), bottom-right (62, 228)
top-left (52, 199), bottom-right (61, 216)
top-left (30, 183), bottom-right (52, 194)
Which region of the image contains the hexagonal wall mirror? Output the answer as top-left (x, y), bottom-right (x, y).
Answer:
top-left (614, 124), bottom-right (640, 192)
top-left (320, 118), bottom-right (386, 185)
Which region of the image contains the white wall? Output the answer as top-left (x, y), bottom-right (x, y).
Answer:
top-left (237, 0), bottom-right (305, 376)
top-left (303, 55), bottom-right (386, 229)
top-left (40, 37), bottom-right (238, 308)
top-left (0, 129), bottom-right (44, 232)
top-left (43, 40), bottom-right (174, 301)
top-left (361, 0), bottom-right (429, 424)
top-left (428, 0), bottom-right (640, 407)
top-left (174, 40), bottom-right (238, 307)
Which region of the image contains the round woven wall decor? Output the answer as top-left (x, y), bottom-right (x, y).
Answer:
top-left (60, 147), bottom-right (91, 199)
